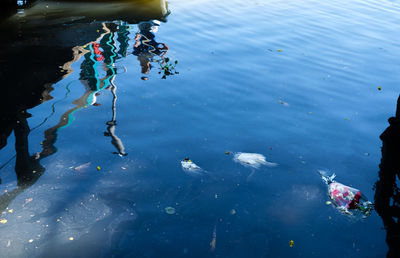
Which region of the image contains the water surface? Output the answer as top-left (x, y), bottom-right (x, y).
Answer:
top-left (1, 0), bottom-right (400, 257)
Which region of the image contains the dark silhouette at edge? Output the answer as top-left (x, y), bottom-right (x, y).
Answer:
top-left (375, 94), bottom-right (400, 258)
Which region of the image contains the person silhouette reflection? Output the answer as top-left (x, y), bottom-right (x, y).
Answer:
top-left (0, 112), bottom-right (44, 187)
top-left (375, 95), bottom-right (400, 258)
top-left (0, 112), bottom-right (45, 211)
top-left (133, 20), bottom-right (168, 80)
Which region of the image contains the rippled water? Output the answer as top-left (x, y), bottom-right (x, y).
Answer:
top-left (1, 0), bottom-right (400, 257)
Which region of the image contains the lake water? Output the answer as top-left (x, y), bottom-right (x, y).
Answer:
top-left (0, 0), bottom-right (400, 257)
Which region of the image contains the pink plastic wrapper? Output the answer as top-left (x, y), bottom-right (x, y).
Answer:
top-left (319, 170), bottom-right (373, 216)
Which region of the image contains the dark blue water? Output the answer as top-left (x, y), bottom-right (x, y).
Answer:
top-left (1, 0), bottom-right (400, 257)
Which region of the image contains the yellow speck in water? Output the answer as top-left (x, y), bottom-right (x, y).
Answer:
top-left (289, 240), bottom-right (294, 247)
top-left (378, 86), bottom-right (382, 90)
top-left (97, 166), bottom-right (101, 171)
top-left (326, 201), bottom-right (332, 205)
top-left (8, 209), bottom-right (13, 213)
top-left (277, 49), bottom-right (283, 52)
top-left (69, 237), bottom-right (74, 241)
top-left (0, 219), bottom-right (8, 224)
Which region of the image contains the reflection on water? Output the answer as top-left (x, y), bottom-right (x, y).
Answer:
top-left (0, 3), bottom-right (170, 255)
top-left (0, 0), bottom-right (399, 257)
top-left (375, 95), bottom-right (400, 258)
top-left (134, 20), bottom-right (169, 80)
top-left (0, 0), bottom-right (171, 201)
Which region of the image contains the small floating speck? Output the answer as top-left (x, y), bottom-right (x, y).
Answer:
top-left (165, 207), bottom-right (176, 215)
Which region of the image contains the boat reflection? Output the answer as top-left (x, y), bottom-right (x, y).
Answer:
top-left (375, 95), bottom-right (400, 258)
top-left (0, 0), bottom-right (170, 211)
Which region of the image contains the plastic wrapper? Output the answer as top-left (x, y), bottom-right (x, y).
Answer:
top-left (318, 170), bottom-right (373, 217)
top-left (232, 152), bottom-right (278, 169)
top-left (181, 158), bottom-right (205, 176)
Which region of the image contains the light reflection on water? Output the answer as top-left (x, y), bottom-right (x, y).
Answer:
top-left (0, 0), bottom-right (399, 257)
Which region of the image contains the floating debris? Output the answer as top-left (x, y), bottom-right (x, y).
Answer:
top-left (28, 239), bottom-right (34, 243)
top-left (230, 209), bottom-right (236, 215)
top-left (181, 158), bottom-right (206, 176)
top-left (318, 170), bottom-right (373, 216)
top-left (210, 225), bottom-right (217, 252)
top-left (69, 237), bottom-right (74, 241)
top-left (97, 166), bottom-right (101, 171)
top-left (289, 240), bottom-right (294, 247)
top-left (277, 49), bottom-right (283, 52)
top-left (278, 99), bottom-right (289, 106)
top-left (378, 86), bottom-right (382, 90)
top-left (74, 162), bottom-right (91, 171)
top-left (165, 207), bottom-right (176, 215)
top-left (0, 219), bottom-right (7, 224)
top-left (232, 152), bottom-right (278, 169)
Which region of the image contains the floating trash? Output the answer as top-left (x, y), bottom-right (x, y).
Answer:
top-left (289, 240), bottom-right (294, 247)
top-left (318, 170), bottom-right (373, 217)
top-left (278, 99), bottom-right (289, 106)
top-left (232, 152), bottom-right (278, 169)
top-left (210, 224), bottom-right (217, 252)
top-left (0, 219), bottom-right (7, 224)
top-left (165, 206), bottom-right (176, 215)
top-left (181, 158), bottom-right (206, 176)
top-left (74, 162), bottom-right (91, 171)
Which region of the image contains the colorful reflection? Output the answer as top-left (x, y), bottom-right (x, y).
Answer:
top-left (133, 20), bottom-right (176, 80)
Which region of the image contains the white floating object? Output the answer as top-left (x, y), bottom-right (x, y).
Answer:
top-left (233, 152), bottom-right (277, 169)
top-left (181, 158), bottom-right (204, 176)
